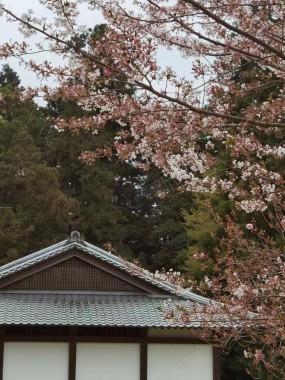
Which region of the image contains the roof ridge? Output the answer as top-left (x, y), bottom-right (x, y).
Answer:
top-left (0, 233), bottom-right (209, 304)
top-left (0, 240), bottom-right (66, 275)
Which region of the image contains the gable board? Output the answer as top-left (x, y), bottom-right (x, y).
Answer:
top-left (0, 249), bottom-right (168, 295)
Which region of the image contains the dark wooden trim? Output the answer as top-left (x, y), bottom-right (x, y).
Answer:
top-left (0, 339), bottom-right (3, 380)
top-left (0, 335), bottom-right (143, 343)
top-left (0, 334), bottom-right (208, 344)
top-left (1, 335), bottom-right (71, 342)
top-left (140, 330), bottom-right (147, 380)
top-left (147, 337), bottom-right (207, 344)
top-left (213, 347), bottom-right (221, 380)
top-left (68, 341), bottom-right (76, 380)
top-left (0, 325), bottom-right (211, 344)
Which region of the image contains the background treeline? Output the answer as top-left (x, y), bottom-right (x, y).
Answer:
top-left (0, 64), bottom-right (195, 269)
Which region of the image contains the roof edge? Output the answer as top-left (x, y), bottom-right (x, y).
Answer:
top-left (0, 232), bottom-right (210, 304)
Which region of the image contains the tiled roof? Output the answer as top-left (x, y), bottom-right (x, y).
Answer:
top-left (0, 293), bottom-right (200, 328)
top-left (0, 232), bottom-right (208, 304)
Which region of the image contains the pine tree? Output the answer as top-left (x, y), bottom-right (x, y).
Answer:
top-left (0, 66), bottom-right (78, 263)
top-left (41, 99), bottom-right (135, 256)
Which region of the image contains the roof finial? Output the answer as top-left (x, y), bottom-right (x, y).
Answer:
top-left (66, 231), bottom-right (86, 245)
top-left (69, 231), bottom-right (81, 241)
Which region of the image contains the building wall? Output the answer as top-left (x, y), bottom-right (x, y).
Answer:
top-left (0, 327), bottom-right (219, 380)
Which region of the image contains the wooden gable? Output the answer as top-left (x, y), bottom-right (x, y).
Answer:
top-left (0, 249), bottom-right (168, 295)
top-left (2, 257), bottom-right (144, 292)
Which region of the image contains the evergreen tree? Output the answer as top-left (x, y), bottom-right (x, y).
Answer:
top-left (42, 98), bottom-right (195, 269)
top-left (0, 66), bottom-right (78, 263)
top-left (0, 64), bottom-right (20, 88)
top-left (114, 169), bottom-right (194, 272)
top-left (41, 99), bottom-right (135, 256)
top-left (139, 189), bottom-right (193, 272)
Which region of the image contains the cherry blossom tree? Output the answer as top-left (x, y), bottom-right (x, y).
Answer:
top-left (165, 204), bottom-right (285, 378)
top-left (0, 0), bottom-right (285, 376)
top-left (0, 0), bottom-right (284, 211)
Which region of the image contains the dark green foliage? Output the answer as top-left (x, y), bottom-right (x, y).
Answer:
top-left (113, 167), bottom-right (194, 271)
top-left (41, 99), bottom-right (133, 256)
top-left (41, 97), bottom-right (193, 267)
top-left (0, 83), bottom-right (78, 263)
top-left (0, 64), bottom-right (20, 88)
top-left (221, 345), bottom-right (260, 380)
top-left (139, 190), bottom-right (193, 272)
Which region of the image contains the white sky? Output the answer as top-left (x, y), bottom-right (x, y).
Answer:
top-left (0, 0), bottom-right (105, 91)
top-left (0, 0), bottom-right (189, 101)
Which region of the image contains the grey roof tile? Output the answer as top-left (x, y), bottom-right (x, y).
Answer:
top-left (0, 293), bottom-right (200, 328)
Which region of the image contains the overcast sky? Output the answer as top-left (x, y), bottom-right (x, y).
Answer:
top-left (0, 1), bottom-right (189, 101)
top-left (0, 1), bottom-right (106, 91)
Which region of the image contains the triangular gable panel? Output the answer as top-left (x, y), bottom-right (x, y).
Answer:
top-left (0, 233), bottom-right (179, 297)
top-left (2, 257), bottom-right (145, 292)
top-left (0, 247), bottom-right (171, 295)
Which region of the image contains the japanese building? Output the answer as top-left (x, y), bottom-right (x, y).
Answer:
top-left (0, 231), bottom-right (220, 380)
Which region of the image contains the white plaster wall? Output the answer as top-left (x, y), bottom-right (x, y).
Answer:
top-left (3, 342), bottom-right (69, 380)
top-left (76, 343), bottom-right (140, 380)
top-left (148, 344), bottom-right (213, 380)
